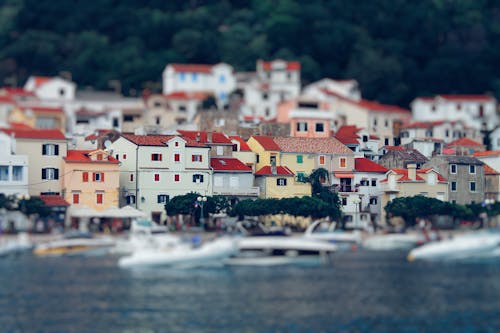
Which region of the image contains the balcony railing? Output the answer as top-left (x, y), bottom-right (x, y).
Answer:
top-left (213, 186), bottom-right (260, 197)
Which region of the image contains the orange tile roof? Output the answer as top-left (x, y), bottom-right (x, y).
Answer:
top-left (170, 64), bottom-right (213, 73)
top-left (439, 94), bottom-right (495, 101)
top-left (211, 157), bottom-right (252, 172)
top-left (20, 105), bottom-right (63, 113)
top-left (273, 136), bottom-right (353, 154)
top-left (40, 194), bottom-right (70, 207)
top-left (446, 138), bottom-right (484, 147)
top-left (261, 60), bottom-right (301, 71)
top-left (473, 150), bottom-right (500, 157)
top-left (380, 168), bottom-right (446, 183)
top-left (165, 91), bottom-right (210, 100)
top-left (251, 135), bottom-right (281, 151)
top-left (255, 165), bottom-right (294, 176)
top-left (33, 76), bottom-right (52, 87)
top-left (484, 164), bottom-right (499, 175)
top-left (64, 150), bottom-right (119, 164)
top-left (177, 130), bottom-right (232, 144)
top-left (122, 134), bottom-right (175, 146)
top-left (0, 128), bottom-right (66, 140)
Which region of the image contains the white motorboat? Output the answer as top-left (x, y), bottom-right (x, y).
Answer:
top-left (112, 219), bottom-right (181, 255)
top-left (407, 230), bottom-right (500, 261)
top-left (33, 231), bottom-right (115, 256)
top-left (118, 236), bottom-right (239, 268)
top-left (362, 232), bottom-right (431, 251)
top-left (303, 220), bottom-right (362, 249)
top-left (0, 233), bottom-right (33, 257)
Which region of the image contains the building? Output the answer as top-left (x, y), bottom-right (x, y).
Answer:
top-left (378, 146), bottom-right (429, 170)
top-left (24, 76), bottom-right (76, 101)
top-left (410, 94), bottom-right (498, 131)
top-left (380, 164), bottom-right (448, 223)
top-left (276, 99), bottom-right (334, 138)
top-left (9, 105), bottom-right (66, 132)
top-left (484, 164), bottom-right (499, 202)
top-left (445, 138), bottom-right (486, 156)
top-left (109, 134), bottom-right (212, 223)
top-left (177, 130), bottom-right (234, 157)
top-left (0, 127), bottom-right (67, 196)
top-left (472, 150), bottom-right (500, 173)
top-left (0, 131), bottom-right (29, 196)
top-left (400, 120), bottom-right (481, 145)
top-left (210, 157), bottom-right (259, 201)
top-left (424, 155), bottom-right (485, 205)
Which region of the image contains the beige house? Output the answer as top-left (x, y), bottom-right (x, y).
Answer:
top-left (380, 164), bottom-right (448, 224)
top-left (0, 127), bottom-right (67, 196)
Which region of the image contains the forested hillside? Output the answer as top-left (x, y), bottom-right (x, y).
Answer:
top-left (0, 0), bottom-right (499, 106)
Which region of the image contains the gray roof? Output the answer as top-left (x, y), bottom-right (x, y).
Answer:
top-left (431, 155), bottom-right (484, 165)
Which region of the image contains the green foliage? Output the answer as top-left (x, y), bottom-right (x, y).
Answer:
top-left (21, 198), bottom-right (51, 217)
top-left (0, 1), bottom-right (498, 104)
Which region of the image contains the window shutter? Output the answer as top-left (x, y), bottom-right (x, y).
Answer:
top-left (54, 145), bottom-right (59, 156)
top-left (54, 169), bottom-right (59, 179)
top-left (192, 155), bottom-right (195, 162)
top-left (93, 172), bottom-right (96, 181)
top-left (101, 172), bottom-right (105, 182)
top-left (83, 172), bottom-right (89, 182)
top-left (42, 144), bottom-right (47, 155)
top-left (42, 168), bottom-right (46, 179)
top-left (159, 154), bottom-right (162, 161)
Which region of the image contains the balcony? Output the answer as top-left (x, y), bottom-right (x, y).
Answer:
top-left (213, 186), bottom-right (260, 197)
top-left (333, 184), bottom-right (358, 193)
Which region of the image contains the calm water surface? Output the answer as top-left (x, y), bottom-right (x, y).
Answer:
top-left (1, 250), bottom-right (499, 333)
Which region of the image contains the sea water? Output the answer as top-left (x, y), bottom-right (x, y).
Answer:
top-left (0, 250), bottom-right (499, 332)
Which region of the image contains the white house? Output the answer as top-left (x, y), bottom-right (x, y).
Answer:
top-left (410, 95), bottom-right (498, 131)
top-left (239, 59), bottom-right (301, 121)
top-left (302, 78), bottom-right (361, 101)
top-left (0, 131), bottom-right (29, 196)
top-left (490, 126), bottom-right (500, 151)
top-left (162, 63), bottom-right (236, 107)
top-left (210, 157), bottom-right (259, 201)
top-left (109, 134), bottom-right (212, 223)
top-left (24, 76), bottom-right (76, 101)
top-left (400, 120), bottom-right (482, 145)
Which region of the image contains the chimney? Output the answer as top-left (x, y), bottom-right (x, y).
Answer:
top-left (207, 132), bottom-right (212, 143)
top-left (407, 163), bottom-right (417, 181)
top-left (196, 132), bottom-right (201, 142)
top-left (271, 158), bottom-right (277, 175)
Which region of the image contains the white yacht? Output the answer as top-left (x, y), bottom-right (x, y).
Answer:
top-left (0, 232), bottom-right (33, 257)
top-left (303, 220), bottom-right (362, 248)
top-left (33, 231), bottom-right (115, 256)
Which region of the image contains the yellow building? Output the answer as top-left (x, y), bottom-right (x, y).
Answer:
top-left (9, 105), bottom-right (66, 132)
top-left (62, 149), bottom-right (120, 212)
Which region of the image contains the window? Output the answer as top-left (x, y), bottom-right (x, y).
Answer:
top-left (270, 155), bottom-right (276, 165)
top-left (174, 174), bottom-right (180, 182)
top-left (157, 195), bottom-right (169, 204)
top-left (112, 117), bottom-right (119, 127)
top-left (130, 174), bottom-right (134, 182)
top-left (425, 130), bottom-right (433, 137)
top-left (192, 73), bottom-right (198, 82)
top-left (315, 123), bottom-right (324, 132)
top-left (174, 154), bottom-right (180, 162)
top-left (179, 106), bottom-right (187, 112)
top-left (127, 195), bottom-right (136, 205)
top-left (277, 178), bottom-right (287, 186)
top-left (319, 155), bottom-right (325, 165)
top-left (229, 176), bottom-right (239, 188)
top-left (42, 144), bottom-right (59, 156)
top-left (154, 174), bottom-right (160, 182)
top-left (256, 155), bottom-right (260, 163)
top-left (297, 155), bottom-right (303, 164)
top-left (123, 115), bottom-right (134, 122)
top-left (469, 165), bottom-right (476, 174)
top-left (265, 108), bottom-right (270, 117)
top-left (193, 174), bottom-right (204, 183)
top-left (445, 129), bottom-right (450, 137)
top-left (155, 116), bottom-right (160, 125)
top-left (369, 197), bottom-right (378, 205)
top-left (42, 168), bottom-right (59, 180)
top-left (427, 173), bottom-right (436, 185)
top-left (115, 154), bottom-right (119, 160)
top-left (362, 135), bottom-right (368, 142)
top-left (373, 118), bottom-right (378, 126)
top-left (219, 75), bottom-right (225, 83)
top-left (384, 138), bottom-right (389, 146)
top-left (93, 172), bottom-right (104, 182)
top-left (179, 72), bottom-right (186, 81)
top-left (216, 146), bottom-right (224, 155)
top-left (262, 92), bottom-right (268, 100)
top-left (73, 193), bottom-right (80, 204)
top-left (96, 192), bottom-right (103, 204)
top-left (340, 157), bottom-right (346, 168)
top-left (479, 105), bottom-right (484, 117)
top-left (214, 176), bottom-right (223, 187)
top-left (12, 166), bottom-right (23, 181)
top-left (451, 181), bottom-right (457, 191)
top-left (470, 181), bottom-right (476, 192)
top-left (0, 166), bottom-right (8, 181)
top-left (219, 92), bottom-right (226, 101)
top-left (360, 179), bottom-right (369, 186)
top-left (175, 141), bottom-right (179, 147)
top-left (342, 197), bottom-right (347, 206)
top-left (192, 154), bottom-right (203, 162)
top-left (36, 117), bottom-right (56, 128)
top-left (122, 154), bottom-right (127, 160)
top-left (384, 119), bottom-right (389, 128)
top-left (297, 122), bottom-right (308, 132)
top-left (82, 172), bottom-right (89, 182)
top-left (450, 164), bottom-right (457, 174)
top-left (371, 179), bottom-right (377, 186)
top-left (431, 105), bottom-right (436, 112)
top-left (59, 88), bottom-right (65, 96)
top-left (151, 153), bottom-right (162, 161)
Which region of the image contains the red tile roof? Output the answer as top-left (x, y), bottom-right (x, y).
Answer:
top-left (255, 165), bottom-right (294, 176)
top-left (170, 64), bottom-right (214, 73)
top-left (335, 125), bottom-right (360, 145)
top-left (33, 76), bottom-right (52, 87)
top-left (85, 129), bottom-right (113, 141)
top-left (251, 135), bottom-right (281, 151)
top-left (381, 168), bottom-right (446, 183)
top-left (40, 194), bottom-right (70, 207)
top-left (273, 136), bottom-right (353, 154)
top-left (320, 88), bottom-right (410, 113)
top-left (8, 122), bottom-right (33, 130)
top-left (2, 87), bottom-right (34, 97)
top-left (0, 128), bottom-right (66, 140)
top-left (20, 105), bottom-right (63, 113)
top-left (261, 60), bottom-right (301, 71)
top-left (473, 150), bottom-right (500, 157)
top-left (484, 164), bottom-right (499, 175)
top-left (165, 91), bottom-right (210, 100)
top-left (229, 136), bottom-right (251, 151)
top-left (446, 138), bottom-right (484, 147)
top-left (355, 158), bottom-right (388, 173)
top-left (177, 130), bottom-right (232, 144)
top-left (439, 94), bottom-right (495, 102)
top-left (211, 157), bottom-right (252, 172)
top-left (122, 134), bottom-right (175, 146)
top-left (64, 150), bottom-right (119, 164)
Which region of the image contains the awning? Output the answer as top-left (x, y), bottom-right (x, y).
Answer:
top-left (334, 172), bottom-right (354, 179)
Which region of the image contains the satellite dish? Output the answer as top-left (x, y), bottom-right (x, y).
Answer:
top-left (104, 140), bottom-right (112, 148)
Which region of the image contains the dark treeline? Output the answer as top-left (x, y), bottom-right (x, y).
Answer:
top-left (0, 0), bottom-right (499, 106)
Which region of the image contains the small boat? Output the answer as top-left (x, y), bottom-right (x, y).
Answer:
top-left (112, 219), bottom-right (181, 255)
top-left (0, 233), bottom-right (33, 257)
top-left (33, 231), bottom-right (115, 256)
top-left (407, 230), bottom-right (500, 261)
top-left (226, 223), bottom-right (337, 266)
top-left (362, 231), bottom-right (433, 251)
top-left (118, 236), bottom-right (238, 268)
top-left (303, 220), bottom-right (362, 249)
top-left (228, 236), bottom-right (337, 266)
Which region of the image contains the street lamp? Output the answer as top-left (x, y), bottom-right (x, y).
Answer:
top-left (352, 196), bottom-right (362, 229)
top-left (197, 196), bottom-right (207, 231)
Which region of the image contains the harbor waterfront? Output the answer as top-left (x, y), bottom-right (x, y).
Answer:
top-left (1, 248), bottom-right (499, 332)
